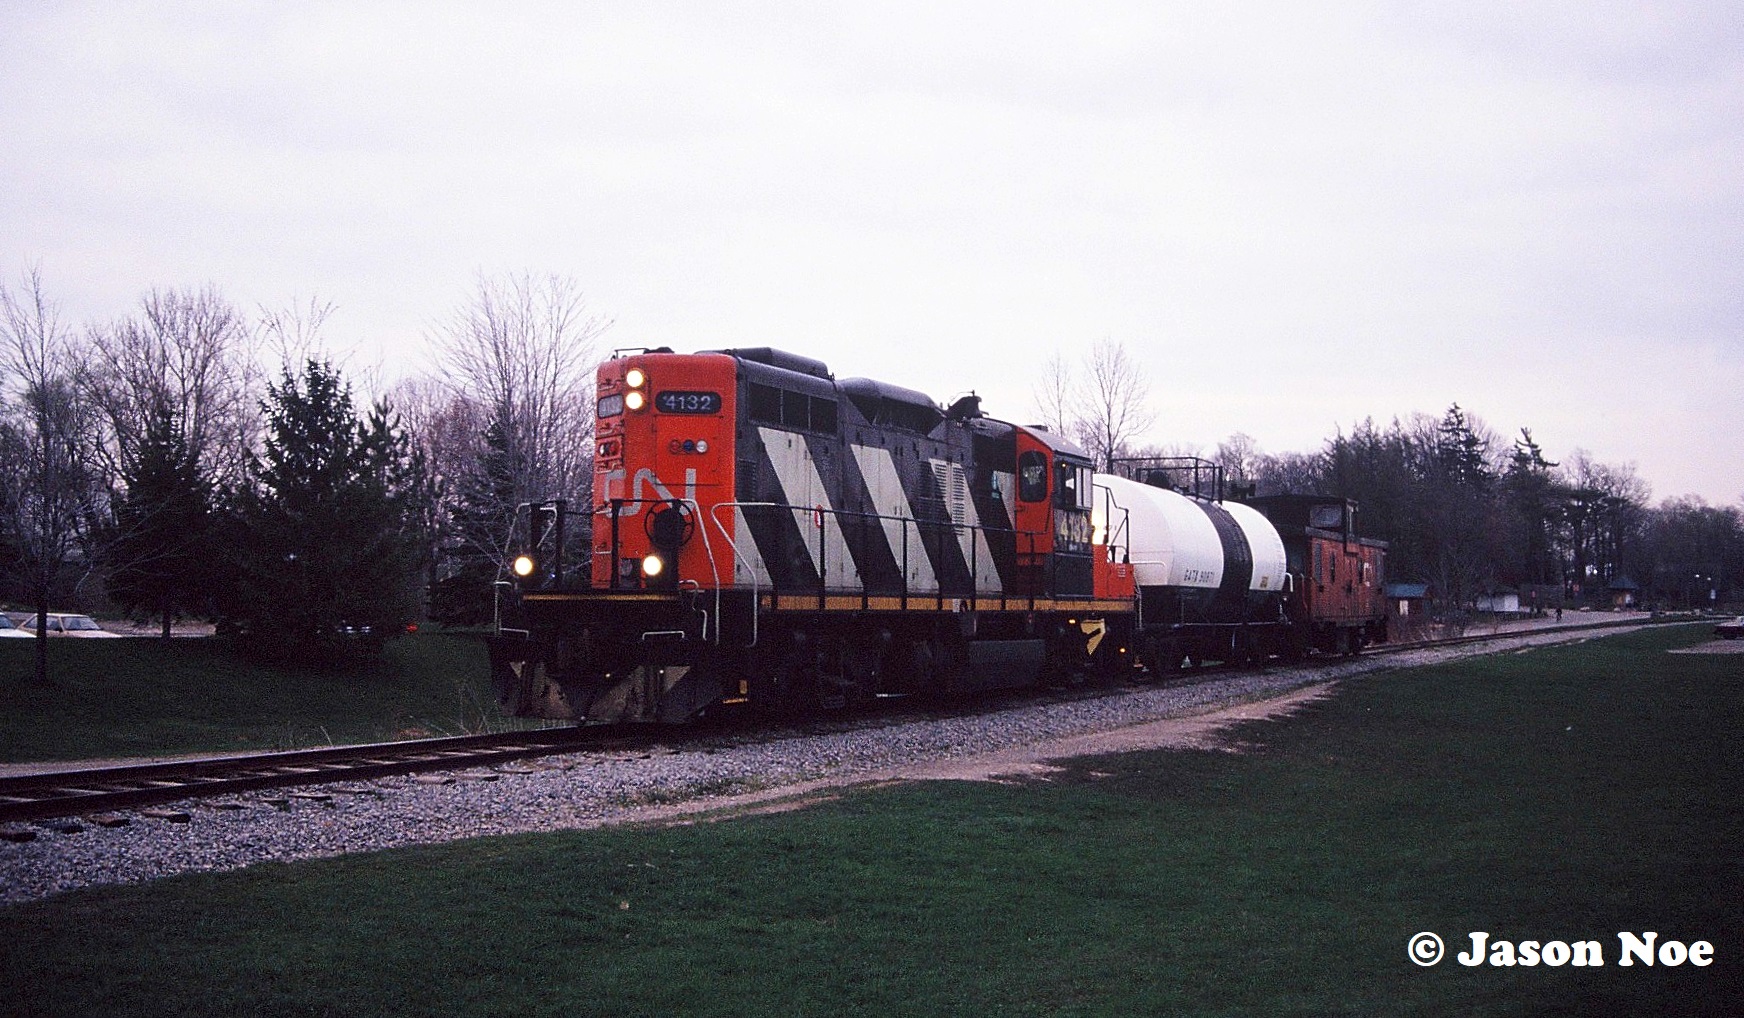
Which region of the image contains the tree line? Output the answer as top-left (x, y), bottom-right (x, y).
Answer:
top-left (5, 265), bottom-right (1738, 682)
top-left (1041, 344), bottom-right (1744, 615)
top-left (0, 268), bottom-right (604, 678)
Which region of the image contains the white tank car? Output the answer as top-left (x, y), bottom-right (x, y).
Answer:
top-left (1095, 473), bottom-right (1287, 599)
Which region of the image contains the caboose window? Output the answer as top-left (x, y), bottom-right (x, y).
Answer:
top-left (1018, 451), bottom-right (1047, 502)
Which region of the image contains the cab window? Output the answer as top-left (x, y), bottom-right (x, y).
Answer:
top-left (1054, 461), bottom-right (1092, 510)
top-left (1018, 451), bottom-right (1048, 502)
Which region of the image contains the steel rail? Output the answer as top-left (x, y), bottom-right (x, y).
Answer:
top-left (0, 727), bottom-right (601, 825)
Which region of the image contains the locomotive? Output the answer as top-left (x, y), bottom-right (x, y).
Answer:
top-left (487, 347), bottom-right (1387, 723)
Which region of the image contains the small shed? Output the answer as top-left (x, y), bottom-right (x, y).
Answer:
top-left (1608, 575), bottom-right (1640, 610)
top-left (1474, 589), bottom-right (1521, 614)
top-left (1384, 582), bottom-right (1430, 617)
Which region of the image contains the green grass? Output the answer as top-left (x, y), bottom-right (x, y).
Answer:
top-left (1, 626), bottom-right (1739, 1015)
top-left (0, 631), bottom-right (529, 762)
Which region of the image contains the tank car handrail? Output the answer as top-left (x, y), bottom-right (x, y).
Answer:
top-left (1092, 479), bottom-right (1134, 565)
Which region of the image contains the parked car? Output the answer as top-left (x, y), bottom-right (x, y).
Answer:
top-left (0, 614), bottom-right (33, 639)
top-left (40, 613), bottom-right (123, 638)
top-left (1715, 617), bottom-right (1744, 640)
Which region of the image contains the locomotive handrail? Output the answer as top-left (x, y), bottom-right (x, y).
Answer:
top-left (706, 500), bottom-right (1054, 627)
top-left (595, 496), bottom-right (724, 641)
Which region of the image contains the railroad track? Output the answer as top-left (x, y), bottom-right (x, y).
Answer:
top-left (0, 615), bottom-right (1675, 828)
top-left (0, 728), bottom-right (602, 826)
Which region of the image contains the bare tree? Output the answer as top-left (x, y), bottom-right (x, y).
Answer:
top-left (1030, 352), bottom-right (1079, 436)
top-left (432, 271), bottom-right (610, 508)
top-left (89, 285), bottom-right (260, 490)
top-left (85, 286), bottom-right (259, 634)
top-left (416, 272), bottom-right (610, 619)
top-left (1214, 432), bottom-right (1261, 492)
top-left (0, 268), bottom-right (105, 681)
top-left (1079, 338), bottom-right (1156, 470)
top-left (258, 296), bottom-right (337, 376)
top-left (1031, 339), bottom-right (1158, 469)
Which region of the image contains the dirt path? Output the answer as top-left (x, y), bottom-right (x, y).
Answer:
top-left (632, 682), bottom-right (1337, 826)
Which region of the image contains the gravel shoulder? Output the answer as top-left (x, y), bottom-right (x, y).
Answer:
top-left (0, 618), bottom-right (1678, 905)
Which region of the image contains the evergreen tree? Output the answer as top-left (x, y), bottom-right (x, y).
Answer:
top-left (217, 360), bottom-right (430, 666)
top-left (1504, 428), bottom-right (1564, 588)
top-left (106, 405), bottom-right (212, 637)
top-left (1436, 403), bottom-right (1492, 489)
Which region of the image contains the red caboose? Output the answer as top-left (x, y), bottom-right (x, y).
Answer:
top-left (1247, 495), bottom-right (1389, 656)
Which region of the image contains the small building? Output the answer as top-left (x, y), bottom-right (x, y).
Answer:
top-left (1609, 575), bottom-right (1640, 610)
top-left (1384, 582), bottom-right (1430, 617)
top-left (1474, 589), bottom-right (1521, 614)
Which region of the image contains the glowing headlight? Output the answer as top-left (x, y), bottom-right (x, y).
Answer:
top-left (624, 368), bottom-right (646, 388)
top-left (512, 555), bottom-right (536, 577)
top-left (624, 390), bottom-right (646, 411)
top-left (641, 553), bottom-right (665, 578)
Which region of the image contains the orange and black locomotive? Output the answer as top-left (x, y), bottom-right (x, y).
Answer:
top-left (489, 347), bottom-right (1137, 722)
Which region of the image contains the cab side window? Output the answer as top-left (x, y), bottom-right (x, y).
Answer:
top-left (1018, 451), bottom-right (1048, 502)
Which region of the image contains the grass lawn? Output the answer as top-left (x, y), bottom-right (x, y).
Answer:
top-left (0, 630), bottom-right (528, 762)
top-left (1, 626), bottom-right (1740, 1015)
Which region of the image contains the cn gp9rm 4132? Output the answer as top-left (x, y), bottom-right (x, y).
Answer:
top-left (487, 347), bottom-right (1386, 722)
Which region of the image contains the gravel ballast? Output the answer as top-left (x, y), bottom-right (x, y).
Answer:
top-left (0, 623), bottom-right (1660, 905)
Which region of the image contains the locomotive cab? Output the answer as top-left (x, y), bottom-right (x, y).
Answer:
top-left (1013, 427), bottom-right (1097, 598)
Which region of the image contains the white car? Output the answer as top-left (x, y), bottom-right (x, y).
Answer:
top-left (0, 614), bottom-right (32, 639)
top-left (40, 613), bottom-right (123, 638)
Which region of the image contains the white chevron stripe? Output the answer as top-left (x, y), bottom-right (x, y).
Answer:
top-left (851, 442), bottom-right (939, 594)
top-left (758, 427), bottom-right (859, 589)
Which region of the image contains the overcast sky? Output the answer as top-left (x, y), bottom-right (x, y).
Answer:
top-left (4, 2), bottom-right (1741, 503)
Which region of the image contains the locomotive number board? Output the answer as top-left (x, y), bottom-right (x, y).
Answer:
top-left (655, 390), bottom-right (722, 414)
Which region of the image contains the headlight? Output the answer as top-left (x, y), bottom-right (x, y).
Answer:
top-left (624, 390), bottom-right (646, 411)
top-left (641, 553), bottom-right (665, 578)
top-left (624, 368), bottom-right (646, 388)
top-left (512, 555), bottom-right (536, 578)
